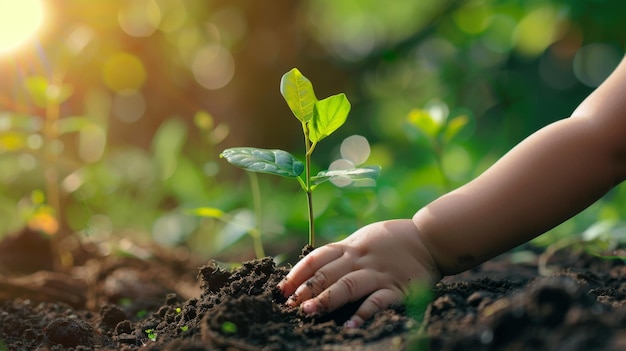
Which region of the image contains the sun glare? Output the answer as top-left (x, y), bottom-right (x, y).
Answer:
top-left (0, 0), bottom-right (45, 55)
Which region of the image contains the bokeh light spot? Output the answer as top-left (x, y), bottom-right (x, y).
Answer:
top-left (112, 91), bottom-right (146, 123)
top-left (453, 3), bottom-right (492, 35)
top-left (192, 45), bottom-right (235, 90)
top-left (102, 53), bottom-right (147, 93)
top-left (329, 159), bottom-right (355, 187)
top-left (340, 135), bottom-right (370, 166)
top-left (18, 154), bottom-right (36, 171)
top-left (442, 145), bottom-right (472, 181)
top-left (513, 6), bottom-right (563, 57)
top-left (153, 212), bottom-right (195, 245)
top-left (210, 7), bottom-right (247, 46)
top-left (539, 51), bottom-right (576, 90)
top-left (425, 100), bottom-right (449, 125)
top-left (79, 124), bottom-right (106, 163)
top-left (118, 0), bottom-right (161, 37)
top-left (65, 25), bottom-right (94, 55)
top-left (482, 14), bottom-right (516, 53)
top-left (330, 13), bottom-right (384, 61)
top-left (27, 134), bottom-right (43, 149)
top-left (62, 170), bottom-right (84, 194)
top-left (157, 0), bottom-right (188, 33)
top-left (573, 43), bottom-right (622, 88)
top-left (0, 0), bottom-right (45, 54)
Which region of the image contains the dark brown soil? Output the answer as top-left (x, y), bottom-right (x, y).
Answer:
top-left (2, 228), bottom-right (626, 350)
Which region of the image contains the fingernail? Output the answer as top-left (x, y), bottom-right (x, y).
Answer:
top-left (343, 316), bottom-right (363, 328)
top-left (343, 319), bottom-right (358, 328)
top-left (285, 295), bottom-right (297, 307)
top-left (302, 300), bottom-right (318, 314)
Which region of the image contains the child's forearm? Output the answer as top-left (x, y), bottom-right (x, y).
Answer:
top-left (413, 115), bottom-right (623, 276)
top-left (415, 56), bottom-right (626, 276)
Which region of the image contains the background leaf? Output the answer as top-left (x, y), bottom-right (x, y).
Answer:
top-left (151, 119), bottom-right (187, 180)
top-left (309, 93), bottom-right (351, 143)
top-left (443, 115), bottom-right (469, 142)
top-left (280, 68), bottom-right (317, 123)
top-left (220, 147), bottom-right (304, 178)
top-left (407, 109), bottom-right (440, 139)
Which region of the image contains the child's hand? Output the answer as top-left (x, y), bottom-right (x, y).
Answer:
top-left (277, 219), bottom-right (442, 328)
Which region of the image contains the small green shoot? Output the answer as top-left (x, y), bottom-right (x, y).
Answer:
top-left (220, 68), bottom-right (380, 248)
top-left (406, 103), bottom-right (468, 190)
top-left (180, 325), bottom-right (189, 332)
top-left (136, 309), bottom-right (148, 319)
top-left (175, 307), bottom-right (182, 314)
top-left (145, 329), bottom-right (157, 342)
top-left (221, 321), bottom-right (238, 334)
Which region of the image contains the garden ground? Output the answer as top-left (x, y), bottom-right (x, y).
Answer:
top-left (2, 228), bottom-right (626, 350)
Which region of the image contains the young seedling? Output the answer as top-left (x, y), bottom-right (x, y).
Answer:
top-left (220, 68), bottom-right (380, 248)
top-left (406, 103), bottom-right (468, 190)
top-left (221, 321), bottom-right (238, 334)
top-left (145, 329), bottom-right (157, 342)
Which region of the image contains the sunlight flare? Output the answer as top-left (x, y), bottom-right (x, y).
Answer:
top-left (0, 0), bottom-right (45, 55)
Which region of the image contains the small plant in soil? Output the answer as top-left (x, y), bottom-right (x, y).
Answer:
top-left (144, 329), bottom-right (157, 342)
top-left (221, 321), bottom-right (238, 334)
top-left (220, 68), bottom-right (380, 248)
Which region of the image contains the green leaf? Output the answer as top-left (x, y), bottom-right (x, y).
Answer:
top-left (220, 147), bottom-right (304, 178)
top-left (407, 108), bottom-right (440, 139)
top-left (309, 93), bottom-right (351, 143)
top-left (280, 68), bottom-right (317, 123)
top-left (311, 166), bottom-right (381, 186)
top-left (443, 115), bottom-right (468, 142)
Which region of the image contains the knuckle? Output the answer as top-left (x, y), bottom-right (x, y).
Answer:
top-left (336, 275), bottom-right (360, 299)
top-left (301, 252), bottom-right (320, 267)
top-left (365, 294), bottom-right (388, 312)
top-left (306, 270), bottom-right (329, 295)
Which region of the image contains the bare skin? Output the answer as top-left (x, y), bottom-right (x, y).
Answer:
top-left (277, 56), bottom-right (626, 328)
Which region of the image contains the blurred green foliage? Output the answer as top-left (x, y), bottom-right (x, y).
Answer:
top-left (1, 0), bottom-right (625, 259)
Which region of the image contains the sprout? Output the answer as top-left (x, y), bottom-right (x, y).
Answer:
top-left (220, 68), bottom-right (380, 248)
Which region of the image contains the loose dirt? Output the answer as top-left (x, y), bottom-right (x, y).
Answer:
top-left (2, 228), bottom-right (626, 350)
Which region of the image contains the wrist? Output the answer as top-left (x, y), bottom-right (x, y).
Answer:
top-left (411, 208), bottom-right (452, 278)
top-left (404, 217), bottom-right (443, 285)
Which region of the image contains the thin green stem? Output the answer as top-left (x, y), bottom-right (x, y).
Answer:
top-left (303, 123), bottom-right (315, 247)
top-left (247, 172), bottom-right (265, 258)
top-left (433, 139), bottom-right (450, 191)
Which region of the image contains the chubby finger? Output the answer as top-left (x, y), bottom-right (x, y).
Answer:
top-left (277, 245), bottom-right (344, 297)
top-left (344, 288), bottom-right (403, 328)
top-left (300, 269), bottom-right (381, 315)
top-left (288, 257), bottom-right (354, 306)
